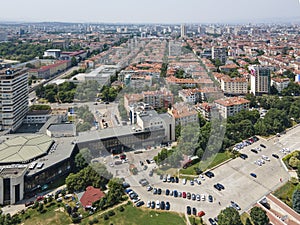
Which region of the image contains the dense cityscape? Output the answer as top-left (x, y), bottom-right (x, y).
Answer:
top-left (0, 11), bottom-right (300, 225)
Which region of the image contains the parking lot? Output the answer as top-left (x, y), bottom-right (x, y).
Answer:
top-left (106, 125), bottom-right (300, 223)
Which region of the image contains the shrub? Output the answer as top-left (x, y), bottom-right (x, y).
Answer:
top-left (103, 214), bottom-right (109, 220)
top-left (118, 206), bottom-right (124, 212)
top-left (108, 210), bottom-right (115, 216)
top-left (93, 218), bottom-right (99, 223)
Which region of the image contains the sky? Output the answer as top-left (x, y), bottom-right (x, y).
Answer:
top-left (1, 0), bottom-right (300, 24)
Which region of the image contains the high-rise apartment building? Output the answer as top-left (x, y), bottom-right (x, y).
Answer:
top-left (249, 65), bottom-right (271, 96)
top-left (0, 68), bottom-right (28, 132)
top-left (181, 24), bottom-right (187, 38)
top-left (211, 46), bottom-right (228, 64)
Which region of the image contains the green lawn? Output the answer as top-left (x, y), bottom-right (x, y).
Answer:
top-left (83, 204), bottom-right (187, 225)
top-left (180, 152), bottom-right (231, 176)
top-left (273, 181), bottom-right (298, 207)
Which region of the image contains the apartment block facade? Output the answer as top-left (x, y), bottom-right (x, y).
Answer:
top-left (0, 68), bottom-right (28, 131)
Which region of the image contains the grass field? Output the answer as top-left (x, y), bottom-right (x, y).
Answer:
top-left (180, 152), bottom-right (231, 176)
top-left (82, 204), bottom-right (187, 225)
top-left (273, 181), bottom-right (298, 207)
top-left (21, 201), bottom-right (187, 225)
top-left (21, 203), bottom-right (72, 225)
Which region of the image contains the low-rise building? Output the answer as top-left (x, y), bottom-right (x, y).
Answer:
top-left (271, 77), bottom-right (290, 93)
top-left (220, 76), bottom-right (248, 95)
top-left (214, 97), bottom-right (250, 118)
top-left (168, 102), bottom-right (198, 126)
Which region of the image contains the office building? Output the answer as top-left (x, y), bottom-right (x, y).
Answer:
top-left (250, 66), bottom-right (271, 95)
top-left (0, 68), bottom-right (28, 132)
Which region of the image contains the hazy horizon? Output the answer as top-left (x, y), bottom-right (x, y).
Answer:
top-left (1, 0), bottom-right (300, 24)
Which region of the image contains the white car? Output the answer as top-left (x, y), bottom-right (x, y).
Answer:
top-left (182, 178), bottom-right (187, 185)
top-left (196, 194), bottom-right (201, 201)
top-left (201, 194), bottom-right (206, 201)
top-left (133, 198), bottom-right (140, 203)
top-left (156, 200), bottom-right (160, 209)
top-left (199, 174), bottom-right (205, 181)
top-left (262, 155), bottom-right (270, 161)
top-left (147, 200), bottom-right (151, 208)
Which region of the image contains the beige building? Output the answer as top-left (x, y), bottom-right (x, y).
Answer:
top-left (271, 77), bottom-right (290, 93)
top-left (220, 75), bottom-right (248, 95)
top-left (214, 97), bottom-right (250, 118)
top-left (168, 102), bottom-right (198, 126)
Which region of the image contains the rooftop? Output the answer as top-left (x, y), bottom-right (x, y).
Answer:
top-left (0, 135), bottom-right (53, 164)
top-left (215, 97), bottom-right (250, 107)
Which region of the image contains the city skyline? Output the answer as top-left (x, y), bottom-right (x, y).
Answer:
top-left (1, 0), bottom-right (300, 24)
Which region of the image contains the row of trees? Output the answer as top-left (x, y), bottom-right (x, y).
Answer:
top-left (217, 206), bottom-right (269, 225)
top-left (74, 106), bottom-right (95, 132)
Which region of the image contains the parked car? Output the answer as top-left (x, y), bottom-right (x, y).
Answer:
top-left (198, 211), bottom-right (205, 217)
top-left (165, 202), bottom-right (170, 210)
top-left (186, 206), bottom-right (191, 215)
top-left (187, 192), bottom-right (191, 199)
top-left (260, 144), bottom-right (266, 148)
top-left (199, 174), bottom-right (205, 180)
top-left (250, 173), bottom-right (257, 178)
top-left (251, 149), bottom-right (258, 154)
top-left (157, 188), bottom-right (162, 195)
top-left (147, 185), bottom-right (153, 191)
top-left (182, 178), bottom-right (187, 185)
top-left (192, 207), bottom-right (197, 215)
top-left (136, 201), bottom-right (144, 207)
top-left (272, 153), bottom-right (279, 159)
top-left (182, 192), bottom-right (186, 198)
top-left (175, 176), bottom-right (179, 183)
top-left (208, 195), bottom-right (213, 202)
top-left (191, 194), bottom-right (196, 200)
top-left (156, 200), bottom-right (160, 209)
top-left (153, 188), bottom-right (157, 194)
top-left (230, 201), bottom-right (241, 210)
top-left (240, 153), bottom-right (248, 159)
top-left (208, 218), bottom-right (217, 225)
top-left (151, 201), bottom-right (155, 209)
top-left (190, 180), bottom-right (194, 186)
top-left (147, 200), bottom-right (151, 208)
top-left (165, 189), bottom-right (170, 196)
top-left (25, 201), bottom-right (34, 207)
top-left (204, 171), bottom-right (215, 178)
top-left (196, 194), bottom-right (201, 201)
top-left (160, 201), bottom-right (165, 210)
top-left (173, 190), bottom-right (178, 197)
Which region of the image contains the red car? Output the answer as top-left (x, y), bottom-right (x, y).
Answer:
top-left (182, 192), bottom-right (186, 198)
top-left (36, 196), bottom-right (44, 201)
top-left (120, 154), bottom-right (126, 160)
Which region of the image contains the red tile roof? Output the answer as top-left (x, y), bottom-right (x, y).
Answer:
top-left (80, 186), bottom-right (105, 208)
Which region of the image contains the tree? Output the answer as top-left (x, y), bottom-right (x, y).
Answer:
top-left (105, 178), bottom-right (125, 207)
top-left (292, 189), bottom-right (300, 213)
top-left (245, 218), bottom-right (253, 225)
top-left (71, 56), bottom-right (78, 66)
top-left (75, 148), bottom-right (92, 170)
top-left (217, 207), bottom-right (243, 225)
top-left (250, 206), bottom-right (269, 225)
